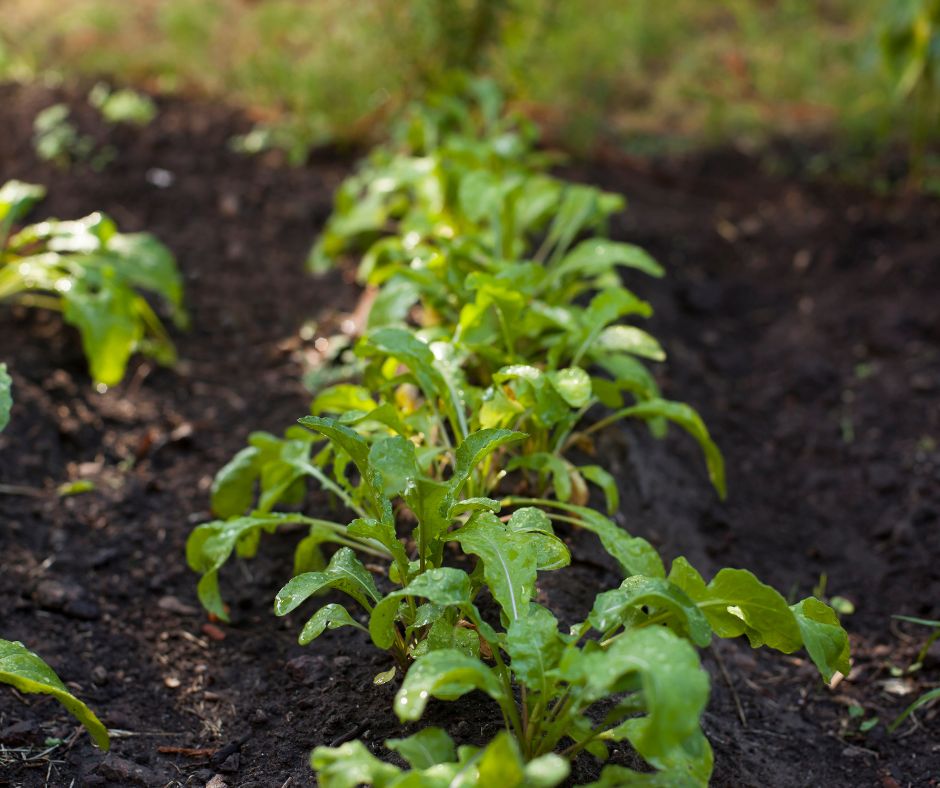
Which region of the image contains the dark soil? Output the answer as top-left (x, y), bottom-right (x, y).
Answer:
top-left (1, 82), bottom-right (938, 787)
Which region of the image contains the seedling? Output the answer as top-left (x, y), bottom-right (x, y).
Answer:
top-left (0, 180), bottom-right (187, 386)
top-left (87, 83), bottom-right (157, 126)
top-left (888, 614), bottom-right (940, 732)
top-left (311, 558), bottom-right (848, 785)
top-left (32, 104), bottom-right (101, 169)
top-left (0, 639), bottom-right (109, 750)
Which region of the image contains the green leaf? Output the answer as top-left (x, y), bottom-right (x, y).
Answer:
top-left (104, 232), bottom-right (185, 312)
top-left (348, 516), bottom-right (409, 569)
top-left (507, 506), bottom-right (553, 535)
top-left (210, 446), bottom-right (260, 518)
top-left (507, 453), bottom-right (573, 502)
top-left (62, 278), bottom-right (142, 386)
top-left (370, 568), bottom-right (473, 650)
top-left (542, 501), bottom-right (664, 578)
top-left (299, 603), bottom-right (365, 646)
top-left (187, 513), bottom-right (304, 620)
top-left (276, 547), bottom-right (381, 615)
top-left (585, 764), bottom-right (703, 787)
top-left (617, 400), bottom-right (725, 499)
top-left (385, 727), bottom-right (456, 769)
top-left (790, 597), bottom-right (851, 681)
top-left (369, 435), bottom-right (419, 498)
top-left (453, 515), bottom-right (537, 622)
top-left (451, 497), bottom-right (501, 516)
top-left (0, 363), bottom-right (11, 433)
top-left (448, 428), bottom-right (526, 497)
top-left (477, 730), bottom-right (525, 786)
top-left (507, 507), bottom-right (571, 571)
top-left (597, 326), bottom-right (666, 361)
top-left (506, 606), bottom-right (563, 696)
top-left (524, 752), bottom-right (570, 788)
top-left (369, 275), bottom-right (423, 329)
top-left (0, 639), bottom-right (109, 750)
top-left (0, 180), bottom-right (46, 225)
top-left (554, 239), bottom-right (665, 281)
top-left (360, 327), bottom-right (446, 404)
top-left (588, 576), bottom-right (712, 647)
top-left (312, 384), bottom-right (378, 415)
top-left (542, 185), bottom-right (602, 263)
top-left (310, 740), bottom-right (401, 788)
top-left (590, 628), bottom-right (710, 765)
top-left (394, 649), bottom-right (506, 722)
top-left (889, 687), bottom-right (940, 733)
top-left (668, 558), bottom-right (803, 652)
top-left (298, 416), bottom-right (372, 484)
top-left (546, 367), bottom-right (592, 407)
top-left (578, 465), bottom-right (619, 513)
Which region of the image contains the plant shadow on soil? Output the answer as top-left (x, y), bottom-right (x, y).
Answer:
top-left (0, 83), bottom-right (938, 787)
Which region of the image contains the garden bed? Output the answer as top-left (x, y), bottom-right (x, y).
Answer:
top-left (0, 82), bottom-right (937, 787)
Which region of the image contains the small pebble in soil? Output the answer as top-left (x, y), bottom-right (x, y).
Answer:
top-left (32, 578), bottom-right (100, 620)
top-left (285, 654), bottom-right (327, 685)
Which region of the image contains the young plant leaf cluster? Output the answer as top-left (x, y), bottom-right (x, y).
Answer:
top-left (0, 180), bottom-right (186, 386)
top-left (187, 81), bottom-right (850, 785)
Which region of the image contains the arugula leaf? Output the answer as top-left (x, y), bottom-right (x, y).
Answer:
top-left (0, 180), bottom-right (46, 227)
top-left (276, 547), bottom-right (382, 615)
top-left (310, 740), bottom-right (402, 787)
top-left (668, 559), bottom-right (802, 651)
top-left (790, 597), bottom-right (852, 681)
top-left (585, 628), bottom-right (709, 765)
top-left (506, 606), bottom-right (564, 697)
top-left (385, 726), bottom-right (456, 769)
top-left (210, 446), bottom-right (261, 518)
top-left (298, 603), bottom-right (367, 645)
top-left (394, 649), bottom-right (507, 722)
top-left (0, 639), bottom-right (109, 750)
top-left (369, 568), bottom-right (473, 650)
top-left (589, 576), bottom-right (713, 647)
top-left (453, 515), bottom-right (537, 623)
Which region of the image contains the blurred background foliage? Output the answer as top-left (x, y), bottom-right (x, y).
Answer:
top-left (0, 0), bottom-right (936, 167)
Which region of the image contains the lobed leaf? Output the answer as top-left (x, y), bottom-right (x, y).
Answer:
top-left (276, 547), bottom-right (382, 616)
top-left (453, 515), bottom-right (537, 623)
top-left (394, 649), bottom-right (506, 722)
top-left (589, 575), bottom-right (712, 647)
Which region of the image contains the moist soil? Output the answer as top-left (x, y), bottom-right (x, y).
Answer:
top-left (0, 82), bottom-right (938, 788)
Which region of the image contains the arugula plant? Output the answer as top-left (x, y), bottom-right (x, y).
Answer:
top-left (0, 639), bottom-right (109, 750)
top-left (191, 422), bottom-right (584, 667)
top-left (32, 104), bottom-right (103, 169)
top-left (202, 324), bottom-right (722, 531)
top-left (312, 730), bottom-right (569, 788)
top-left (87, 83), bottom-right (157, 126)
top-left (309, 556), bottom-right (849, 786)
top-left (306, 78), bottom-right (617, 279)
top-left (0, 180), bottom-right (187, 386)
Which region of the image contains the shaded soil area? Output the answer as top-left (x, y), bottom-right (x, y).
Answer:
top-left (1, 82), bottom-right (938, 787)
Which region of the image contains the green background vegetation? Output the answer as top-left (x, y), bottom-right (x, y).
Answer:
top-left (0, 0), bottom-right (922, 153)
